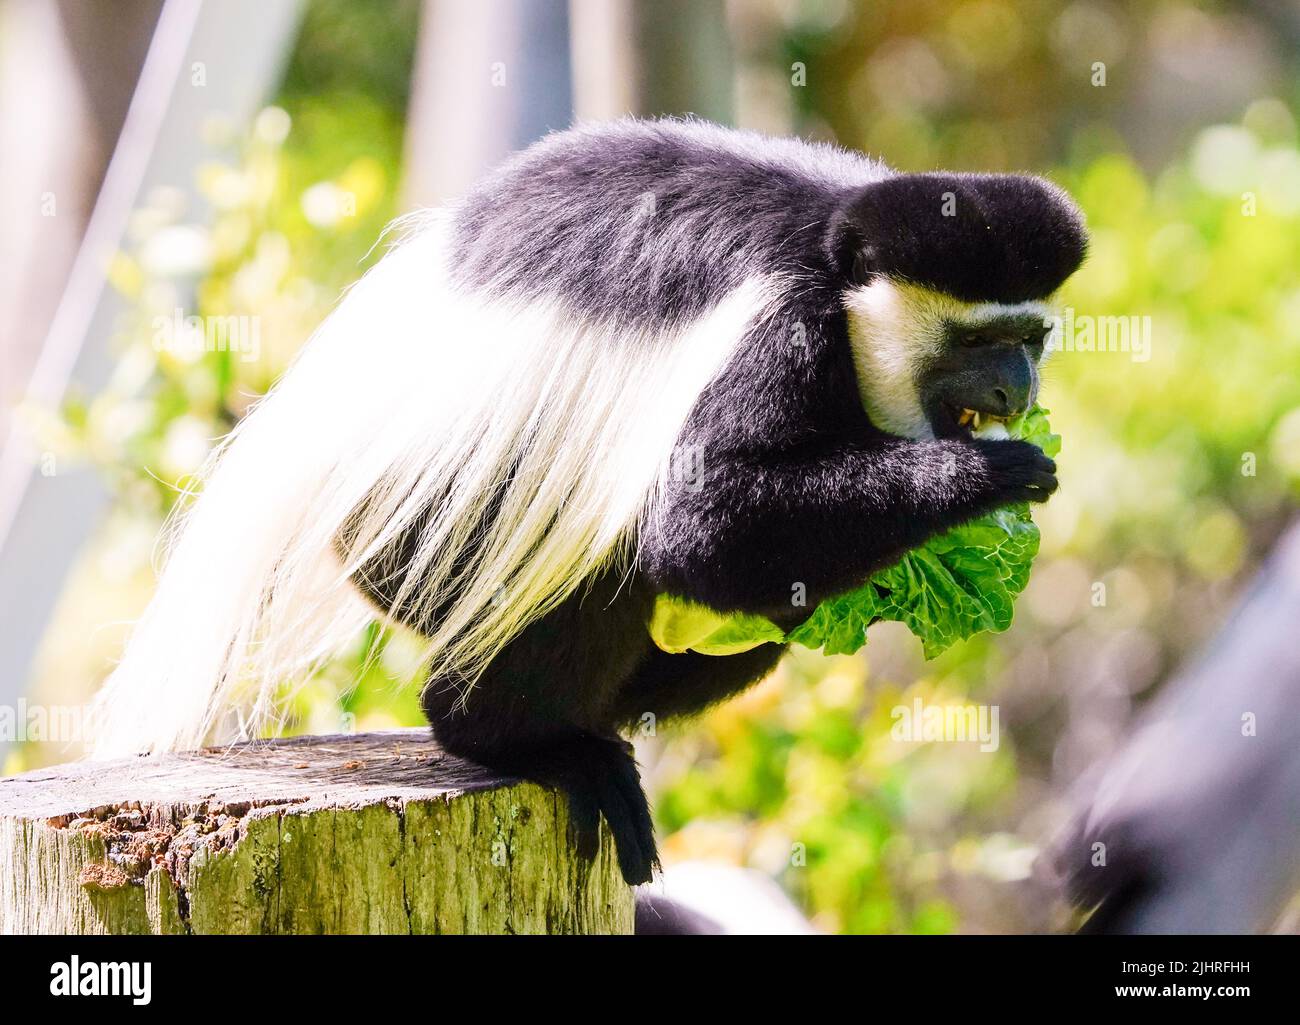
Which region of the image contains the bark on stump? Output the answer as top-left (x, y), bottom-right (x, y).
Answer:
top-left (0, 729), bottom-right (633, 934)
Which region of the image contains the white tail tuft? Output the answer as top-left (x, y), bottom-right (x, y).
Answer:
top-left (89, 212), bottom-right (779, 758)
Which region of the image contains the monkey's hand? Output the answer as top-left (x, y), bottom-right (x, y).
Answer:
top-left (643, 433), bottom-right (1058, 615)
top-left (972, 437), bottom-right (1058, 506)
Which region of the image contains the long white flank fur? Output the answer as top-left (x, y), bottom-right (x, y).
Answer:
top-left (90, 212), bottom-right (781, 758)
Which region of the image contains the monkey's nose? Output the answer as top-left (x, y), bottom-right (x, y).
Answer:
top-left (981, 379), bottom-right (1030, 417)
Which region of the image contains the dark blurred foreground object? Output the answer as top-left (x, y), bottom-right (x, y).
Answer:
top-left (636, 891), bottom-right (726, 935)
top-left (0, 730), bottom-right (631, 934)
top-left (636, 862), bottom-right (816, 935)
top-left (1053, 521), bottom-right (1300, 933)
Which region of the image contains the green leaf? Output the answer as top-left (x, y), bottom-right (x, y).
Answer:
top-left (649, 406), bottom-right (1057, 660)
top-left (786, 582), bottom-right (882, 655)
top-left (648, 595), bottom-right (786, 656)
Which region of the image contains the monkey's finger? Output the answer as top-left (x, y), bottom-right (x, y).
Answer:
top-left (1023, 475), bottom-right (1059, 502)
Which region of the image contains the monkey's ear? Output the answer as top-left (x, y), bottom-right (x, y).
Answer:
top-left (824, 209), bottom-right (879, 287)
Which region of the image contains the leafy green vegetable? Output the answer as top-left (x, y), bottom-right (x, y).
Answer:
top-left (648, 598), bottom-right (788, 656)
top-left (649, 406), bottom-right (1060, 659)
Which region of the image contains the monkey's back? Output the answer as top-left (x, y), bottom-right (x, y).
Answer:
top-left (448, 118), bottom-right (889, 326)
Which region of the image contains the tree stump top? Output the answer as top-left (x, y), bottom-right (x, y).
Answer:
top-left (0, 729), bottom-right (633, 935)
top-left (0, 728), bottom-right (504, 822)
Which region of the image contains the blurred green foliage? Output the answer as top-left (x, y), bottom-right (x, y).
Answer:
top-left (24, 0), bottom-right (1300, 933)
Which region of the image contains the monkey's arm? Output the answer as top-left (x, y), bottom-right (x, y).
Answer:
top-left (641, 434), bottom-right (1054, 617)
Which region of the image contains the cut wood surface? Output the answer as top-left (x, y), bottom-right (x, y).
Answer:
top-left (0, 729), bottom-right (633, 934)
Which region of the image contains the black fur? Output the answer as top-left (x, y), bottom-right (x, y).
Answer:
top-left (829, 172), bottom-right (1088, 303)
top-left (361, 119), bottom-right (1086, 885)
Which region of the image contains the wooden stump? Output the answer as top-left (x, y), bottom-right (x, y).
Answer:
top-left (0, 729), bottom-right (633, 934)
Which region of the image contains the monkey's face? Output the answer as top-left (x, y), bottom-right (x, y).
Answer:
top-left (844, 279), bottom-right (1054, 440)
top-left (829, 171), bottom-right (1085, 439)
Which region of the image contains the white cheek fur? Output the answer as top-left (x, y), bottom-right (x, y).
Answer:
top-left (842, 279), bottom-right (943, 439)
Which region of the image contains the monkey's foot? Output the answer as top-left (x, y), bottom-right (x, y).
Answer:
top-left (489, 734), bottom-right (659, 886)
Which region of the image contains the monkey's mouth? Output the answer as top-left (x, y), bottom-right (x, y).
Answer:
top-left (956, 408), bottom-right (1008, 431)
top-left (936, 403), bottom-right (1012, 439)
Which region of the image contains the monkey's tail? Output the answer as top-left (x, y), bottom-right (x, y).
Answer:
top-left (89, 211), bottom-right (773, 758)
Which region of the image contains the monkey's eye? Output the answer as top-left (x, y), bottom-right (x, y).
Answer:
top-left (849, 247), bottom-right (876, 286)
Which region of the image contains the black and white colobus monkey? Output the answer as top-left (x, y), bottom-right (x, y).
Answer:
top-left (93, 119), bottom-right (1086, 885)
